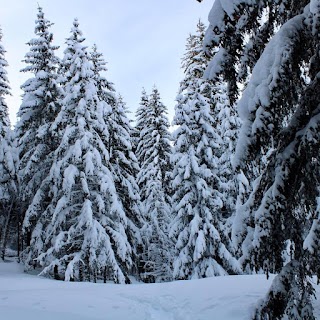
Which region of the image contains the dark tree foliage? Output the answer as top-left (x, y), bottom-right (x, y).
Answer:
top-left (203, 0), bottom-right (320, 318)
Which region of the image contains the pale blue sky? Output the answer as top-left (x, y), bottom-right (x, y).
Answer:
top-left (0, 0), bottom-right (213, 125)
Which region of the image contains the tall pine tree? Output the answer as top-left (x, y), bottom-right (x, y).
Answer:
top-left (90, 45), bottom-right (143, 278)
top-left (23, 20), bottom-right (135, 283)
top-left (107, 97), bottom-right (143, 277)
top-left (0, 27), bottom-right (17, 260)
top-left (204, 0), bottom-right (320, 318)
top-left (137, 87), bottom-right (172, 202)
top-left (16, 7), bottom-right (62, 249)
top-left (134, 88), bottom-right (149, 157)
top-left (170, 21), bottom-right (241, 279)
top-left (136, 86), bottom-right (173, 282)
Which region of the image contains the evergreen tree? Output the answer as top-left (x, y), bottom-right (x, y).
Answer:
top-left (204, 0), bottom-right (320, 318)
top-left (170, 21), bottom-right (241, 279)
top-left (212, 69), bottom-right (247, 260)
top-left (137, 86), bottom-right (172, 202)
top-left (136, 86), bottom-right (173, 282)
top-left (0, 27), bottom-right (17, 260)
top-left (215, 84), bottom-right (241, 218)
top-left (23, 19), bottom-right (134, 283)
top-left (90, 45), bottom-right (143, 277)
top-left (107, 94), bottom-right (143, 277)
top-left (141, 172), bottom-right (172, 282)
top-left (90, 43), bottom-right (116, 108)
top-left (15, 7), bottom-right (62, 247)
top-left (133, 88), bottom-right (149, 156)
top-left (186, 20), bottom-right (242, 247)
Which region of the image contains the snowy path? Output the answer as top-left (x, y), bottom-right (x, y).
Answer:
top-left (1, 261), bottom-right (320, 320)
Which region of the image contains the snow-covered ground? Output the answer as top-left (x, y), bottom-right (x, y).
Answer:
top-left (1, 260), bottom-right (320, 320)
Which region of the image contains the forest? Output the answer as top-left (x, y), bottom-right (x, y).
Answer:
top-left (0, 1), bottom-right (320, 319)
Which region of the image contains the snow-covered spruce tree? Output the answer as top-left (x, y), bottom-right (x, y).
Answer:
top-left (0, 27), bottom-right (17, 260)
top-left (107, 95), bottom-right (143, 277)
top-left (90, 45), bottom-right (143, 278)
top-left (133, 88), bottom-right (149, 156)
top-left (170, 21), bottom-right (241, 280)
top-left (90, 44), bottom-right (116, 108)
top-left (215, 83), bottom-right (241, 218)
top-left (141, 174), bottom-right (172, 282)
top-left (136, 86), bottom-right (173, 282)
top-left (137, 86), bottom-right (172, 202)
top-left (24, 19), bottom-right (135, 283)
top-left (214, 82), bottom-right (247, 260)
top-left (15, 7), bottom-right (62, 249)
top-left (185, 20), bottom-right (242, 251)
top-left (203, 0), bottom-right (320, 318)
top-left (116, 94), bottom-right (138, 145)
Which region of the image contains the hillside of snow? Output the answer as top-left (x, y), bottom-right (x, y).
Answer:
top-left (1, 260), bottom-right (320, 320)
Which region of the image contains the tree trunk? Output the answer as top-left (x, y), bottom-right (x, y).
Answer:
top-left (54, 265), bottom-right (59, 280)
top-left (16, 210), bottom-right (22, 263)
top-left (79, 262), bottom-right (83, 282)
top-left (103, 266), bottom-right (107, 283)
top-left (0, 201), bottom-right (13, 261)
top-left (93, 270), bottom-right (97, 283)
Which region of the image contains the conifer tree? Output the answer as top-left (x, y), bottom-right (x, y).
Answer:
top-left (212, 68), bottom-right (245, 258)
top-left (0, 27), bottom-right (17, 260)
top-left (215, 85), bottom-right (241, 218)
top-left (107, 94), bottom-right (143, 277)
top-left (90, 44), bottom-right (116, 108)
top-left (204, 0), bottom-right (320, 318)
top-left (136, 86), bottom-right (173, 282)
top-left (15, 7), bottom-right (62, 246)
top-left (90, 45), bottom-right (143, 277)
top-left (23, 19), bottom-right (135, 283)
top-left (182, 21), bottom-right (242, 250)
top-left (170, 21), bottom-right (241, 279)
top-left (137, 86), bottom-right (172, 202)
top-left (133, 88), bottom-right (149, 156)
top-left (141, 173), bottom-right (172, 282)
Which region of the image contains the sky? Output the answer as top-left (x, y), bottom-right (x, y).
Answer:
top-left (0, 0), bottom-right (214, 126)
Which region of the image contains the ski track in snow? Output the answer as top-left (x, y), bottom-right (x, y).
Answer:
top-left (1, 261), bottom-right (320, 320)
